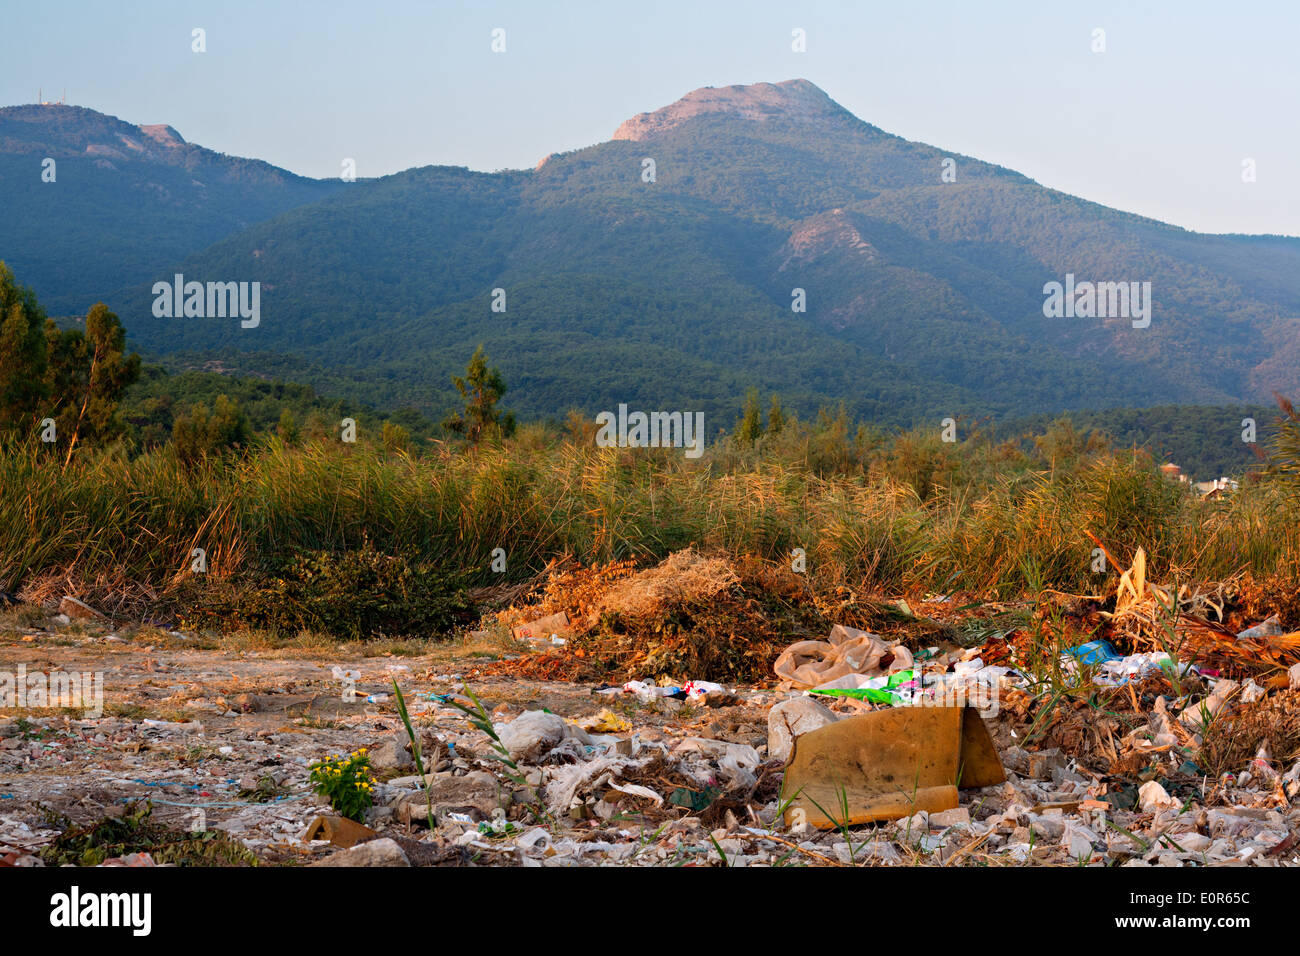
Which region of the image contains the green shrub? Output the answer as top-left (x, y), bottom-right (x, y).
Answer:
top-left (308, 750), bottom-right (376, 822)
top-left (184, 546), bottom-right (473, 638)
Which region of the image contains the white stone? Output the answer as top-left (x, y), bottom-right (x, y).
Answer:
top-left (767, 697), bottom-right (838, 763)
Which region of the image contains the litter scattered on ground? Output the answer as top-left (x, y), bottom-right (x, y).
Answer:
top-left (2, 555), bottom-right (1299, 867)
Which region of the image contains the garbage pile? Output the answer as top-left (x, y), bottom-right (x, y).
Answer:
top-left (2, 549), bottom-right (1299, 868)
top-left (486, 549), bottom-right (837, 684)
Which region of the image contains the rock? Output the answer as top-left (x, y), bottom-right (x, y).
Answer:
top-left (497, 711), bottom-right (592, 761)
top-left (309, 837), bottom-right (410, 867)
top-left (1062, 822), bottom-right (1098, 859)
top-left (767, 697), bottom-right (838, 763)
top-left (1172, 831), bottom-right (1212, 853)
top-left (388, 772), bottom-right (440, 789)
top-left (1138, 780), bottom-right (1178, 813)
top-left (59, 596), bottom-right (105, 621)
top-left (1003, 746), bottom-right (1066, 780)
top-left (929, 807), bottom-right (971, 828)
top-left (1029, 813), bottom-right (1064, 841)
top-left (832, 840), bottom-right (901, 864)
top-left (391, 770), bottom-right (511, 824)
top-left (898, 811), bottom-right (929, 836)
top-left (369, 733), bottom-right (415, 770)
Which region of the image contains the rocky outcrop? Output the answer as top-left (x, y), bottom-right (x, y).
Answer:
top-left (612, 79), bottom-right (850, 141)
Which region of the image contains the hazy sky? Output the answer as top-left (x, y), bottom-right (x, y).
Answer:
top-left (4, 0), bottom-right (1297, 236)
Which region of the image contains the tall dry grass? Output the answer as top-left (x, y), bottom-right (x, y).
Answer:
top-left (2, 432), bottom-right (1297, 610)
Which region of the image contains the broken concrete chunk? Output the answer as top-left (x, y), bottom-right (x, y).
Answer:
top-left (391, 770), bottom-right (511, 824)
top-left (497, 710), bottom-right (593, 761)
top-left (1029, 813), bottom-right (1065, 841)
top-left (309, 837), bottom-right (410, 867)
top-left (1002, 746), bottom-right (1067, 780)
top-left (767, 696), bottom-right (838, 763)
top-left (1138, 780), bottom-right (1178, 813)
top-left (369, 732), bottom-right (416, 770)
top-left (929, 807), bottom-right (971, 828)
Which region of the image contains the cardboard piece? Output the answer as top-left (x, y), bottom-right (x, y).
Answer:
top-left (781, 706), bottom-right (1004, 828)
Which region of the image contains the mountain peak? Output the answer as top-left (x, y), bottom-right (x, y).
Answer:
top-left (612, 79), bottom-right (847, 141)
top-left (139, 123), bottom-right (185, 147)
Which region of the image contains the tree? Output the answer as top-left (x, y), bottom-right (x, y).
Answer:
top-left (381, 421), bottom-right (410, 452)
top-left (767, 394), bottom-right (786, 435)
top-left (0, 262), bottom-right (49, 437)
top-left (442, 345), bottom-right (514, 443)
top-left (45, 303), bottom-right (141, 463)
top-left (277, 408), bottom-right (301, 446)
top-left (172, 394), bottom-right (250, 463)
top-left (735, 388), bottom-right (762, 446)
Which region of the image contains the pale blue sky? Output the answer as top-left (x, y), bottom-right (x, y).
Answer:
top-left (3, 0), bottom-right (1297, 235)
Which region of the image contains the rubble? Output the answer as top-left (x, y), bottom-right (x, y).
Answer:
top-left (767, 696), bottom-right (838, 762)
top-left (310, 837), bottom-right (410, 867)
top-left (497, 710), bottom-right (592, 761)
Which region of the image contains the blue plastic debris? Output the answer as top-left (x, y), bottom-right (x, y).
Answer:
top-left (1067, 640), bottom-right (1120, 666)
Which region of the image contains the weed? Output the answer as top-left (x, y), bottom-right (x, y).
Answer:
top-left (391, 680), bottom-right (435, 831)
top-left (39, 801), bottom-right (256, 867)
top-left (443, 684), bottom-right (550, 825)
top-left (308, 749), bottom-right (376, 822)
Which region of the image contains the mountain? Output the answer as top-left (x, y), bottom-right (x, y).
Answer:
top-left (0, 103), bottom-right (344, 315)
top-left (20, 82), bottom-right (1300, 428)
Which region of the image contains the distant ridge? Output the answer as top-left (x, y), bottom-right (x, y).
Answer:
top-left (0, 103), bottom-right (344, 314)
top-left (7, 81), bottom-right (1300, 430)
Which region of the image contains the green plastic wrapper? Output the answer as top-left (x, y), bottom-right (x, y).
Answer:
top-left (808, 669), bottom-right (919, 705)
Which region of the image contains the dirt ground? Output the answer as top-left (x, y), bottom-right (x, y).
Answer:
top-left (2, 609), bottom-right (1297, 868)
